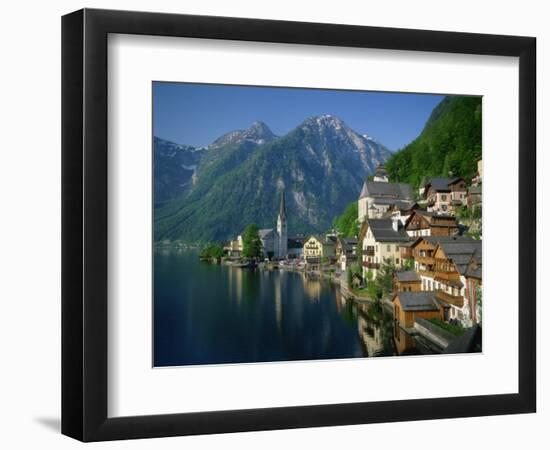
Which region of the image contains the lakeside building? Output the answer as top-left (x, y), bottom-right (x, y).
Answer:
top-left (423, 177), bottom-right (467, 214)
top-left (360, 218), bottom-right (410, 280)
top-left (404, 210), bottom-right (460, 238)
top-left (392, 291), bottom-right (443, 329)
top-left (336, 237), bottom-right (358, 272)
top-left (393, 270), bottom-right (422, 292)
top-left (410, 235), bottom-right (482, 326)
top-left (303, 235), bottom-right (337, 260)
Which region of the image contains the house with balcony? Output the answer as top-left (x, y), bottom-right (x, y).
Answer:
top-left (404, 210), bottom-right (460, 238)
top-left (303, 235), bottom-right (337, 261)
top-left (360, 218), bottom-right (410, 280)
top-left (432, 238), bottom-right (482, 325)
top-left (410, 235), bottom-right (481, 326)
top-left (358, 180), bottom-right (414, 221)
top-left (423, 177), bottom-right (467, 214)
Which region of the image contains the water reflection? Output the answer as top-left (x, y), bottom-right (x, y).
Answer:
top-left (154, 249), bottom-right (424, 367)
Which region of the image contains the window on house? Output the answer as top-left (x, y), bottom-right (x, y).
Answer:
top-left (441, 194), bottom-right (447, 201)
top-left (395, 245), bottom-right (399, 252)
top-left (396, 258), bottom-right (400, 265)
top-left (442, 205), bottom-right (447, 211)
top-left (387, 245), bottom-right (391, 252)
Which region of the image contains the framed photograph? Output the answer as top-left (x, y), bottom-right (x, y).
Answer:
top-left (62, 8), bottom-right (536, 441)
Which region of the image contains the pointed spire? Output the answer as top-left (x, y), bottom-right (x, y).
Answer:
top-left (279, 189), bottom-right (286, 220)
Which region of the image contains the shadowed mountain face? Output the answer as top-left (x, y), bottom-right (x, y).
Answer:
top-left (154, 115), bottom-right (392, 242)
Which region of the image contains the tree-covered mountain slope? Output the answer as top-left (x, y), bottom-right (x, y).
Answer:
top-left (384, 96), bottom-right (482, 187)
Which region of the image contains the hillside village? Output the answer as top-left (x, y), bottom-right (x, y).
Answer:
top-left (220, 158), bottom-right (482, 352)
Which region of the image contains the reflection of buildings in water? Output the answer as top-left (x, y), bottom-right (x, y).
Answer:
top-left (274, 273), bottom-right (283, 331)
top-left (300, 272), bottom-right (321, 302)
top-left (357, 314), bottom-right (385, 357)
top-left (227, 266), bottom-right (243, 305)
top-left (393, 321), bottom-right (417, 356)
top-left (334, 289), bottom-right (348, 313)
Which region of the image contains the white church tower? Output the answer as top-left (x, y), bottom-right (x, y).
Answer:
top-left (276, 189), bottom-right (288, 259)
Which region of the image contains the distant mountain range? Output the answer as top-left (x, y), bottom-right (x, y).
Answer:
top-left (154, 114), bottom-right (392, 242)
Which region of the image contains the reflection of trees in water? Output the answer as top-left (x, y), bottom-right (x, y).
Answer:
top-left (355, 302), bottom-right (396, 357)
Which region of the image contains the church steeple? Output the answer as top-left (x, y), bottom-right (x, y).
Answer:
top-left (278, 189), bottom-right (286, 221)
top-left (276, 189), bottom-right (287, 259)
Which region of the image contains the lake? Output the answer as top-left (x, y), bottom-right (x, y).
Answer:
top-left (154, 249), bottom-right (409, 367)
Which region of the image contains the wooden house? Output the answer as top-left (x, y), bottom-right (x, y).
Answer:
top-left (392, 291), bottom-right (443, 329)
top-left (394, 270), bottom-right (422, 292)
top-left (404, 210), bottom-right (460, 238)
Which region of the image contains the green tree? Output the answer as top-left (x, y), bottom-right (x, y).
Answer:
top-left (377, 258), bottom-right (398, 297)
top-left (199, 244), bottom-right (225, 260)
top-left (332, 202), bottom-right (359, 238)
top-left (346, 267), bottom-right (353, 286)
top-left (241, 223), bottom-right (263, 258)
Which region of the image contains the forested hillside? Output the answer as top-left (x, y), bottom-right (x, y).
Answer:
top-left (384, 96), bottom-right (482, 186)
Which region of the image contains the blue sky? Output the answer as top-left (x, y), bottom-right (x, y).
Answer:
top-left (153, 82), bottom-right (444, 151)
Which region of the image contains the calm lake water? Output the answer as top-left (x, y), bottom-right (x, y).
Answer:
top-left (154, 249), bottom-right (404, 367)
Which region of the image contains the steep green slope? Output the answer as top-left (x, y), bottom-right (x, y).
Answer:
top-left (385, 96), bottom-right (482, 186)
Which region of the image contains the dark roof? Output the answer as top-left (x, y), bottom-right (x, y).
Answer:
top-left (410, 235), bottom-right (476, 249)
top-left (424, 177), bottom-right (463, 192)
top-left (338, 237), bottom-right (358, 252)
top-left (288, 238), bottom-right (304, 249)
top-left (438, 239), bottom-right (482, 276)
top-left (394, 291), bottom-right (439, 311)
top-left (359, 181), bottom-right (413, 200)
top-left (395, 271), bottom-right (421, 282)
top-left (307, 234), bottom-right (337, 246)
top-left (367, 219), bottom-right (410, 243)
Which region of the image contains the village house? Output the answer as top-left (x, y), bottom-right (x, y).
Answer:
top-left (360, 218), bottom-right (410, 280)
top-left (467, 184), bottom-right (482, 210)
top-left (388, 200), bottom-right (419, 226)
top-left (410, 235), bottom-right (481, 326)
top-left (434, 239), bottom-right (482, 326)
top-left (463, 247), bottom-right (482, 324)
top-left (393, 270), bottom-right (422, 292)
top-left (335, 237), bottom-right (358, 272)
top-left (392, 291), bottom-right (443, 329)
top-left (303, 235), bottom-right (337, 260)
top-left (358, 180), bottom-right (414, 221)
top-left (423, 177), bottom-right (467, 214)
top-left (404, 209), bottom-right (460, 237)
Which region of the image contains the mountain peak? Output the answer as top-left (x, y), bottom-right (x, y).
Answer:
top-left (209, 121), bottom-right (276, 149)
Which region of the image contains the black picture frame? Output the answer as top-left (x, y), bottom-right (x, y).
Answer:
top-left (62, 8), bottom-right (536, 442)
